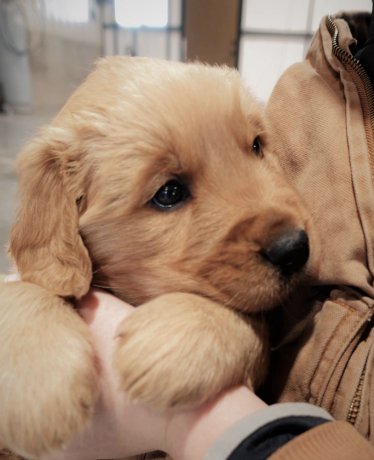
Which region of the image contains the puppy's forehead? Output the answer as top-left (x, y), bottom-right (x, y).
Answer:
top-left (57, 57), bottom-right (265, 183)
top-left (61, 57), bottom-right (263, 138)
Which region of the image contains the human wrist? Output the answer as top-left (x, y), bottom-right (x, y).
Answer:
top-left (164, 386), bottom-right (267, 460)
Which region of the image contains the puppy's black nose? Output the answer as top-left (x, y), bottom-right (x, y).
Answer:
top-left (263, 229), bottom-right (309, 277)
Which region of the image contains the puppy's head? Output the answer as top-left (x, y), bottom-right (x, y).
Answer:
top-left (10, 57), bottom-right (317, 311)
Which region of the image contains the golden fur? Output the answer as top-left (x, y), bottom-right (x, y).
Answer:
top-left (0, 57), bottom-right (316, 459)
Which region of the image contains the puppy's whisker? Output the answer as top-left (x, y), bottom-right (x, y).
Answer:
top-left (91, 283), bottom-right (124, 290)
top-left (227, 288), bottom-right (248, 309)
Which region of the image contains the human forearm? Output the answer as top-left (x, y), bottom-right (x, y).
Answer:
top-left (164, 386), bottom-right (267, 460)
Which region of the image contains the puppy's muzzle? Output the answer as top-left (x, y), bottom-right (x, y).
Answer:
top-left (262, 229), bottom-right (309, 277)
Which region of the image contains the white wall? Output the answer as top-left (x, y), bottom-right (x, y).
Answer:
top-left (28, 0), bottom-right (101, 109)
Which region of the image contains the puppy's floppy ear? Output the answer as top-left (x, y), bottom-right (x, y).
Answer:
top-left (9, 129), bottom-right (92, 298)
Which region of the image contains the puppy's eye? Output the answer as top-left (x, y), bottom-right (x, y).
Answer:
top-left (152, 180), bottom-right (190, 209)
top-left (253, 137), bottom-right (263, 158)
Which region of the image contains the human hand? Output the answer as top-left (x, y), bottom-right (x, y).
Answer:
top-left (45, 288), bottom-right (170, 460)
top-left (2, 281), bottom-right (267, 460)
top-left (70, 289), bottom-right (268, 460)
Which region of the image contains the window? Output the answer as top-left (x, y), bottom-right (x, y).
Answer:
top-left (238, 0), bottom-right (372, 102)
top-left (104, 0), bottom-right (183, 61)
top-left (115, 0), bottom-right (169, 28)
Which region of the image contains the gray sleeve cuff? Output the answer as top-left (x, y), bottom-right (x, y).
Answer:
top-left (203, 403), bottom-right (334, 460)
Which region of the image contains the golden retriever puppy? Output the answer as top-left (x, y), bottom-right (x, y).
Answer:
top-left (0, 57), bottom-right (316, 459)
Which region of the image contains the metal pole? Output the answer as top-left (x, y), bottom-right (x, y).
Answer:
top-left (180, 0), bottom-right (186, 61)
top-left (166, 0), bottom-right (171, 59)
top-left (235, 0), bottom-right (243, 70)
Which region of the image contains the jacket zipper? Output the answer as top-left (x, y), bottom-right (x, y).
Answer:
top-left (347, 369), bottom-right (365, 424)
top-left (326, 16), bottom-right (374, 177)
top-left (326, 15), bottom-right (373, 425)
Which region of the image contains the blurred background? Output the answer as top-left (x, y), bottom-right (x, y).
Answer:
top-left (0, 0), bottom-right (372, 273)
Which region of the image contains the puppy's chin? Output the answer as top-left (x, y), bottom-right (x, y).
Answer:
top-left (91, 261), bottom-right (302, 314)
top-left (193, 273), bottom-right (300, 313)
top-left (188, 249), bottom-right (308, 313)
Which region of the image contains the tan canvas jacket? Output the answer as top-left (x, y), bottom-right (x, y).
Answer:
top-left (262, 10), bottom-right (374, 442)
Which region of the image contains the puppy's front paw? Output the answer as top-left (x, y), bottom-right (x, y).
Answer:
top-left (114, 293), bottom-right (268, 408)
top-left (0, 282), bottom-right (99, 459)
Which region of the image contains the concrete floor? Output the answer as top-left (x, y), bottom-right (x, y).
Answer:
top-left (0, 109), bottom-right (57, 274)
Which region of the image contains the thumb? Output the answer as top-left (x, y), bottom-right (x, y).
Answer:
top-left (4, 273), bottom-right (21, 283)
